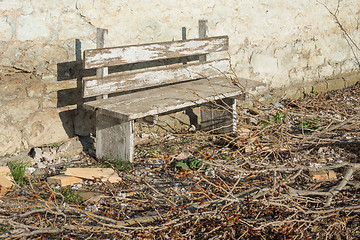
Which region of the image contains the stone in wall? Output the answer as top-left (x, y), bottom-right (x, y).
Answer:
top-left (251, 53), bottom-right (278, 74)
top-left (0, 17), bottom-right (12, 41)
top-left (24, 109), bottom-right (74, 147)
top-left (0, 123), bottom-right (22, 156)
top-left (6, 98), bottom-right (39, 123)
top-left (15, 13), bottom-right (50, 42)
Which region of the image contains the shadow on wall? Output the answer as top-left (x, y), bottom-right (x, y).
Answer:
top-left (56, 39), bottom-right (96, 143)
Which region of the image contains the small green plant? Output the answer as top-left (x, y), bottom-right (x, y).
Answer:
top-left (261, 119), bottom-right (273, 126)
top-left (260, 112), bottom-right (285, 126)
top-left (174, 156), bottom-right (202, 171)
top-left (57, 187), bottom-right (84, 204)
top-left (218, 155), bottom-right (231, 161)
top-left (311, 86), bottom-right (318, 95)
top-left (134, 193), bottom-right (146, 200)
top-left (51, 143), bottom-right (60, 148)
top-left (8, 159), bottom-right (30, 186)
top-left (0, 224), bottom-right (10, 233)
top-left (60, 165), bottom-right (75, 172)
top-left (146, 147), bottom-right (159, 157)
top-left (175, 161), bottom-right (189, 171)
top-left (274, 112), bottom-right (285, 123)
top-left (298, 118), bottom-right (321, 130)
top-left (188, 156), bottom-right (201, 170)
top-left (106, 157), bottom-right (131, 172)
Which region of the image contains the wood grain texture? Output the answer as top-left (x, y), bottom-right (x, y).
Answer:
top-left (96, 114), bottom-right (134, 162)
top-left (83, 36), bottom-right (229, 69)
top-left (201, 98), bottom-right (236, 133)
top-left (83, 77), bottom-right (249, 121)
top-left (83, 59), bottom-right (230, 98)
top-left (96, 28), bottom-right (109, 99)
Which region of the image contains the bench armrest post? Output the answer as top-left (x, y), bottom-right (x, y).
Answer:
top-left (199, 20), bottom-right (208, 62)
top-left (96, 28), bottom-right (109, 100)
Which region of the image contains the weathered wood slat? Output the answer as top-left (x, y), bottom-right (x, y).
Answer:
top-left (83, 59), bottom-right (230, 98)
top-left (96, 28), bottom-right (109, 99)
top-left (83, 36), bottom-right (229, 69)
top-left (82, 77), bottom-right (265, 121)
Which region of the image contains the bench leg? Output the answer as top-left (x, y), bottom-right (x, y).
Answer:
top-left (200, 98), bottom-right (237, 133)
top-left (96, 113), bottom-right (134, 162)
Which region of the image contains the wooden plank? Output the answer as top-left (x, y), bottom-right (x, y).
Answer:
top-left (47, 175), bottom-right (83, 187)
top-left (96, 113), bottom-right (135, 162)
top-left (83, 59), bottom-right (230, 98)
top-left (83, 76), bottom-right (246, 121)
top-left (0, 175), bottom-right (13, 196)
top-left (198, 20), bottom-right (208, 62)
top-left (65, 168), bottom-right (122, 183)
top-left (96, 28), bottom-right (109, 99)
top-left (0, 166), bottom-right (12, 180)
top-left (83, 36), bottom-right (229, 69)
top-left (200, 98), bottom-right (237, 133)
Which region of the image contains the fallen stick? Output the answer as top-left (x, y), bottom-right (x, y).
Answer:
top-left (324, 166), bottom-right (355, 207)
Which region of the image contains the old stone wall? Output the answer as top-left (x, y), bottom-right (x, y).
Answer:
top-left (0, 0), bottom-right (359, 156)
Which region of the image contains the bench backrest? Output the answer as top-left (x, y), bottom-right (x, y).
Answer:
top-left (82, 36), bottom-right (230, 98)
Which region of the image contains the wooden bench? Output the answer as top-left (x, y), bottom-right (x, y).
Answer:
top-left (82, 22), bottom-right (265, 162)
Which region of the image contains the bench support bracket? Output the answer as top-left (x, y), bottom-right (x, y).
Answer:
top-left (96, 113), bottom-right (134, 162)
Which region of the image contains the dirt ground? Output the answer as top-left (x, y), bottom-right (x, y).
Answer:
top-left (1, 81), bottom-right (360, 239)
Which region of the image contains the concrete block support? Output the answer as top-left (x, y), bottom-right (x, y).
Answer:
top-left (96, 113), bottom-right (134, 162)
top-left (200, 98), bottom-right (236, 133)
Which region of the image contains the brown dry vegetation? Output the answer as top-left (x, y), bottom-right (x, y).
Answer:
top-left (1, 82), bottom-right (360, 239)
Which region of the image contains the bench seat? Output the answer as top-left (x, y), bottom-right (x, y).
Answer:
top-left (83, 77), bottom-right (264, 121)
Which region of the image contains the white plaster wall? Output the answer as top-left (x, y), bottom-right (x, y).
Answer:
top-left (1, 0), bottom-right (359, 85)
top-left (0, 0), bottom-right (359, 155)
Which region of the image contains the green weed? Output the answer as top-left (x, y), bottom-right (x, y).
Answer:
top-left (261, 112), bottom-right (285, 126)
top-left (106, 157), bottom-right (131, 172)
top-left (60, 165), bottom-right (75, 172)
top-left (51, 143), bottom-right (60, 148)
top-left (310, 86), bottom-right (318, 95)
top-left (8, 159), bottom-right (30, 186)
top-left (0, 224), bottom-right (10, 233)
top-left (57, 187), bottom-right (84, 204)
top-left (274, 112), bottom-right (285, 123)
top-left (146, 147), bottom-right (159, 157)
top-left (298, 118), bottom-right (321, 130)
top-left (218, 155), bottom-right (232, 161)
top-left (175, 156), bottom-right (202, 171)
top-left (175, 161), bottom-right (189, 171)
top-left (188, 156), bottom-right (201, 170)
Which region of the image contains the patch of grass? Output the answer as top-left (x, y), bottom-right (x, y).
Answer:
top-left (298, 118), bottom-right (322, 130)
top-left (174, 156), bottom-right (203, 171)
top-left (175, 161), bottom-right (189, 171)
top-left (57, 187), bottom-right (84, 204)
top-left (51, 143), bottom-right (60, 148)
top-left (146, 147), bottom-right (159, 157)
top-left (218, 154), bottom-right (232, 161)
top-left (106, 157), bottom-right (131, 172)
top-left (274, 112), bottom-right (285, 123)
top-left (188, 156), bottom-right (202, 170)
top-left (0, 224), bottom-right (10, 233)
top-left (8, 159), bottom-right (30, 186)
top-left (60, 165), bottom-right (75, 172)
top-left (260, 112), bottom-right (285, 126)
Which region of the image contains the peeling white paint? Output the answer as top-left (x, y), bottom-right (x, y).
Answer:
top-left (83, 59), bottom-right (230, 97)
